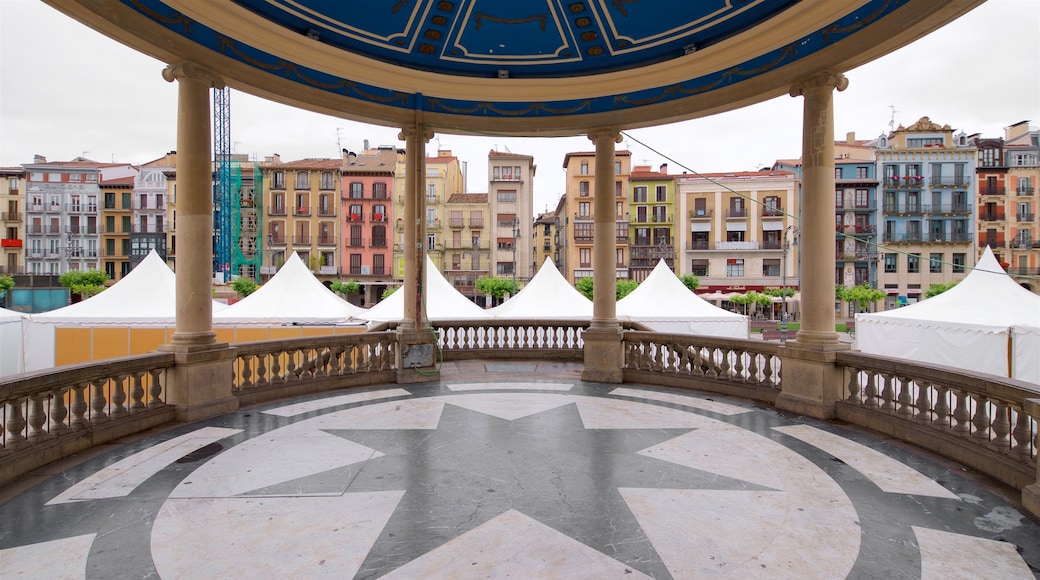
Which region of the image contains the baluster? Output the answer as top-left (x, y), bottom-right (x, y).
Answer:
top-left (933, 386), bottom-right (950, 428)
top-left (951, 389), bottom-right (971, 435)
top-left (762, 354), bottom-right (776, 386)
top-left (111, 375), bottom-right (128, 417)
top-left (70, 383), bottom-right (89, 429)
top-left (89, 378), bottom-right (110, 423)
top-left (747, 351), bottom-right (761, 384)
top-left (880, 373), bottom-right (895, 412)
top-left (332, 345), bottom-right (345, 375)
top-left (971, 396), bottom-right (991, 441)
top-left (238, 355), bottom-right (253, 389)
top-left (49, 387), bottom-right (69, 433)
top-left (5, 399), bottom-right (28, 449)
top-left (990, 401), bottom-right (1011, 450)
top-left (732, 349), bottom-right (746, 382)
top-left (719, 349), bottom-right (733, 379)
top-left (1011, 409), bottom-right (1033, 460)
top-left (860, 371), bottom-right (877, 408)
top-left (914, 382), bottom-right (932, 423)
top-left (846, 368), bottom-right (861, 403)
top-left (148, 369), bottom-right (164, 408)
top-left (129, 372), bottom-right (146, 410)
top-left (27, 394), bottom-right (50, 443)
top-left (896, 376), bottom-right (913, 418)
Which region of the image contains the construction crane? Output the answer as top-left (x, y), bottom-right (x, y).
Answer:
top-left (213, 87), bottom-right (232, 282)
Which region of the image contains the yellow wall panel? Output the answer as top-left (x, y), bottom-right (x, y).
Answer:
top-left (92, 328), bottom-right (131, 361)
top-left (129, 328), bottom-right (167, 355)
top-left (213, 327), bottom-right (236, 345)
top-left (55, 327), bottom-right (93, 366)
top-left (231, 327), bottom-right (269, 343)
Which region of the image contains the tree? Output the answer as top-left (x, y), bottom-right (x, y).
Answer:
top-left (731, 291), bottom-right (772, 316)
top-left (231, 277), bottom-right (259, 298)
top-left (58, 270), bottom-right (109, 299)
top-left (330, 280), bottom-right (360, 297)
top-left (762, 287), bottom-right (794, 298)
top-left (575, 277), bottom-right (639, 300)
top-left (576, 277), bottom-right (594, 299)
top-left (843, 284), bottom-right (885, 312)
top-left (678, 274), bottom-right (700, 292)
top-left (381, 286), bottom-right (398, 300)
top-left (925, 281), bottom-right (958, 298)
top-left (476, 277), bottom-right (519, 305)
top-left (0, 274), bottom-right (13, 307)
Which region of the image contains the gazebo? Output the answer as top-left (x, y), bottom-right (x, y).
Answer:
top-left (41, 0), bottom-right (985, 418)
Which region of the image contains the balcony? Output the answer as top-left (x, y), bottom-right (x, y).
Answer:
top-left (1017, 186), bottom-right (1035, 196)
top-left (469, 219), bottom-right (484, 229)
top-left (981, 186), bottom-right (1006, 196)
top-left (983, 238), bottom-right (1006, 249)
top-left (317, 207), bottom-right (335, 217)
top-left (449, 218), bottom-right (465, 228)
top-left (979, 211), bottom-right (1006, 222)
top-left (686, 240), bottom-right (709, 250)
top-left (65, 226), bottom-right (99, 235)
top-left (882, 233), bottom-right (973, 244)
top-left (929, 176), bottom-right (970, 188)
top-left (725, 209), bottom-right (747, 218)
top-left (1016, 213), bottom-right (1035, 222)
top-left (317, 236), bottom-right (337, 246)
top-left (370, 213), bottom-right (387, 223)
top-left (267, 235), bottom-right (286, 246)
top-left (689, 209), bottom-right (713, 219)
top-left (292, 235), bottom-right (311, 245)
top-left (269, 206), bottom-right (287, 216)
top-left (130, 224), bottom-right (165, 234)
top-left (1, 238), bottom-right (23, 248)
top-left (715, 241), bottom-right (759, 250)
top-left (345, 238), bottom-right (366, 248)
top-left (294, 207), bottom-right (312, 217)
top-left (1, 212), bottom-right (22, 222)
top-left (348, 213), bottom-right (364, 223)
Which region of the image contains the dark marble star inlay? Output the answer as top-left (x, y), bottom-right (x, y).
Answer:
top-left (294, 401), bottom-right (774, 579)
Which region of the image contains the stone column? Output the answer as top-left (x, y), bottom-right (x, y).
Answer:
top-left (776, 71), bottom-right (850, 420)
top-left (1023, 398), bottom-right (1040, 519)
top-left (790, 71), bottom-right (848, 347)
top-left (158, 63), bottom-right (236, 422)
top-left (396, 123), bottom-right (437, 383)
top-left (582, 129), bottom-right (624, 383)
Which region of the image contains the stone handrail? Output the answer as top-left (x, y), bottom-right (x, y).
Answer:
top-left (231, 332), bottom-right (398, 406)
top-left (0, 352), bottom-right (176, 486)
top-left (622, 331), bottom-right (783, 404)
top-left (837, 350), bottom-right (1039, 490)
top-left (431, 319), bottom-right (590, 360)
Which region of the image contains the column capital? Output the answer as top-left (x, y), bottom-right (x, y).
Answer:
top-left (789, 71), bottom-right (848, 97)
top-left (162, 62), bottom-right (225, 89)
top-left (398, 125), bottom-right (435, 143)
top-left (587, 128), bottom-right (623, 144)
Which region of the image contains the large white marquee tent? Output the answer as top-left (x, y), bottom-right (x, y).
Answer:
top-left (855, 247), bottom-right (1040, 384)
top-left (617, 260), bottom-right (749, 338)
top-left (488, 258), bottom-right (593, 320)
top-left (353, 256), bottom-right (492, 325)
top-left (0, 306), bottom-right (27, 377)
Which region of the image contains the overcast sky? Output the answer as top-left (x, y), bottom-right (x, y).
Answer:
top-left (1, 0), bottom-right (1037, 212)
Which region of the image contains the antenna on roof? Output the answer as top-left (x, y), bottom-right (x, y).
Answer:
top-left (888, 105), bottom-right (899, 132)
top-left (335, 127), bottom-right (344, 155)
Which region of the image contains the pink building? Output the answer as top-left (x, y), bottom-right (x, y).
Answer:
top-left (341, 146), bottom-right (401, 306)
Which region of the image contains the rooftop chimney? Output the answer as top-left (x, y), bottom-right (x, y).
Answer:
top-left (659, 163), bottom-right (668, 174)
top-left (846, 132), bottom-right (856, 144)
top-left (34, 154), bottom-right (46, 164)
top-left (364, 139), bottom-right (370, 151)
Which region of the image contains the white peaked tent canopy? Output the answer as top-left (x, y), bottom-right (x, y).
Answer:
top-left (489, 258), bottom-right (593, 320)
top-left (352, 255), bottom-right (491, 323)
top-left (856, 247), bottom-right (1040, 384)
top-left (0, 306), bottom-right (27, 377)
top-left (617, 260), bottom-right (749, 338)
top-left (213, 251), bottom-right (367, 324)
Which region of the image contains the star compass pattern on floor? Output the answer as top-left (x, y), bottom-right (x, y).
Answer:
top-left (1, 379), bottom-right (1038, 579)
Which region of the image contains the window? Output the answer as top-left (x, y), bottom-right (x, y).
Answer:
top-left (372, 225), bottom-right (386, 247)
top-left (616, 248), bottom-right (625, 266)
top-left (578, 202), bottom-right (590, 217)
top-left (320, 171), bottom-right (335, 190)
top-left (296, 193), bottom-right (309, 213)
top-left (497, 262), bottom-right (515, 276)
top-left (104, 192), bottom-right (115, 209)
top-left (497, 238), bottom-right (514, 251)
top-left (272, 171), bottom-right (285, 189)
top-left (122, 192), bottom-right (131, 209)
top-left (579, 248), bottom-right (591, 267)
top-left (632, 186), bottom-right (647, 203)
top-left (726, 259), bottom-right (744, 277)
top-left (497, 213), bottom-right (516, 227)
top-left (952, 253), bottom-right (966, 273)
top-left (349, 182), bottom-right (363, 199)
top-left (655, 185), bottom-right (667, 202)
top-left (856, 166), bottom-right (868, 179)
top-left (615, 161), bottom-right (622, 174)
top-left (427, 233), bottom-right (436, 251)
top-left (693, 198), bottom-right (707, 216)
top-left (691, 259), bottom-right (708, 276)
top-left (884, 253), bottom-right (897, 273)
top-left (372, 182), bottom-right (388, 199)
top-left (764, 196), bottom-right (780, 214)
top-left (834, 168), bottom-right (842, 179)
top-left (763, 259), bottom-right (780, 276)
top-left (729, 197), bottom-right (745, 217)
top-left (907, 253), bottom-right (920, 273)
top-left (908, 137), bottom-right (943, 147)
top-left (855, 189), bottom-right (869, 208)
top-left (105, 215), bottom-right (115, 233)
top-left (579, 181), bottom-right (589, 197)
top-left (835, 190), bottom-right (844, 208)
top-left (726, 230), bottom-right (745, 242)
top-left (426, 183), bottom-right (437, 203)
top-left (580, 161), bottom-right (589, 175)
top-left (295, 171), bottom-right (309, 189)
top-left (497, 190), bottom-right (517, 203)
top-left (929, 253), bottom-right (943, 273)
top-left (427, 208), bottom-right (437, 227)
top-left (575, 222), bottom-right (593, 240)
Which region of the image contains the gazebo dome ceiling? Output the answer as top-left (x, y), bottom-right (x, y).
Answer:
top-left (48, 0), bottom-right (982, 134)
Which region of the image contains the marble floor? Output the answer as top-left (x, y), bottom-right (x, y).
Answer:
top-left (1, 361), bottom-right (1038, 579)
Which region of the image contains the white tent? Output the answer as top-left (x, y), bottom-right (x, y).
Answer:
top-left (617, 260), bottom-right (749, 338)
top-left (25, 250), bottom-right (230, 370)
top-left (0, 306), bottom-right (27, 377)
top-left (856, 247), bottom-right (1040, 384)
top-left (213, 251), bottom-right (367, 324)
top-left (352, 255), bottom-right (491, 323)
top-left (489, 258), bottom-right (593, 320)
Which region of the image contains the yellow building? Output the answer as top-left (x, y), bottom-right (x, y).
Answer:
top-left (560, 150), bottom-right (631, 284)
top-left (1, 167), bottom-right (25, 276)
top-left (392, 150), bottom-right (464, 280)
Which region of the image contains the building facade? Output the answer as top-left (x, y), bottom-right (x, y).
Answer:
top-left (561, 150), bottom-right (631, 284)
top-left (393, 150), bottom-right (464, 280)
top-left (132, 156), bottom-right (173, 271)
top-left (629, 164), bottom-right (676, 281)
top-left (876, 117), bottom-right (976, 308)
top-left (443, 193), bottom-right (490, 304)
top-left (676, 170), bottom-right (799, 295)
top-left (341, 146), bottom-right (399, 305)
top-left (99, 176), bottom-right (134, 281)
top-left (834, 136), bottom-right (881, 311)
top-left (487, 150), bottom-right (536, 283)
top-left (1, 167), bottom-right (25, 276)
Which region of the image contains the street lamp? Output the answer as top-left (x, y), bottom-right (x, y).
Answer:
top-left (781, 225), bottom-right (799, 344)
top-left (511, 216), bottom-right (521, 294)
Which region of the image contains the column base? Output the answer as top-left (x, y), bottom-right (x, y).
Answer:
top-left (792, 330), bottom-right (842, 348)
top-left (581, 324), bottom-right (624, 384)
top-left (396, 328), bottom-right (439, 385)
top-left (775, 343), bottom-right (849, 420)
top-left (158, 344), bottom-right (239, 422)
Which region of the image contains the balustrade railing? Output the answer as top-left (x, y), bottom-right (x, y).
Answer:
top-left (432, 320), bottom-right (587, 357)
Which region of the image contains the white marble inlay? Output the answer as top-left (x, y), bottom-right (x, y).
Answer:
top-left (47, 426), bottom-right (241, 505)
top-left (610, 387), bottom-right (752, 416)
top-left (152, 492), bottom-right (403, 579)
top-left (913, 526), bottom-right (1033, 579)
top-left (0, 533), bottom-right (95, 579)
top-left (573, 396), bottom-right (717, 429)
top-left (774, 424), bottom-right (959, 499)
top-left (286, 398), bottom-right (447, 430)
top-left (637, 423), bottom-right (783, 490)
top-left (263, 388), bottom-right (411, 417)
top-left (438, 393), bottom-right (575, 421)
top-left (380, 509), bottom-right (652, 579)
top-left (170, 430), bottom-right (383, 498)
top-left (447, 382), bottom-right (574, 391)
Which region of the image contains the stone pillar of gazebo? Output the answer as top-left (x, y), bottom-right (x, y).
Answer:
top-left (1022, 399), bottom-right (1040, 518)
top-left (582, 129), bottom-right (625, 383)
top-left (396, 122), bottom-right (438, 384)
top-left (776, 71), bottom-right (850, 420)
top-left (158, 63), bottom-right (237, 422)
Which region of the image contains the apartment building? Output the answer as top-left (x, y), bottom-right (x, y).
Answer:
top-left (676, 170), bottom-right (799, 293)
top-left (876, 117), bottom-right (976, 308)
top-left (443, 193), bottom-right (490, 304)
top-left (132, 155), bottom-right (173, 271)
top-left (534, 209), bottom-right (557, 275)
top-left (629, 164), bottom-right (676, 282)
top-left (99, 176), bottom-right (134, 281)
top-left (488, 150), bottom-right (536, 282)
top-left (1, 167), bottom-right (25, 275)
top-left (974, 121), bottom-right (1039, 294)
top-left (833, 136), bottom-right (881, 303)
top-left (393, 150), bottom-right (464, 280)
top-left (261, 155), bottom-right (342, 282)
top-left (342, 146), bottom-right (399, 305)
top-left (560, 150), bottom-right (631, 284)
